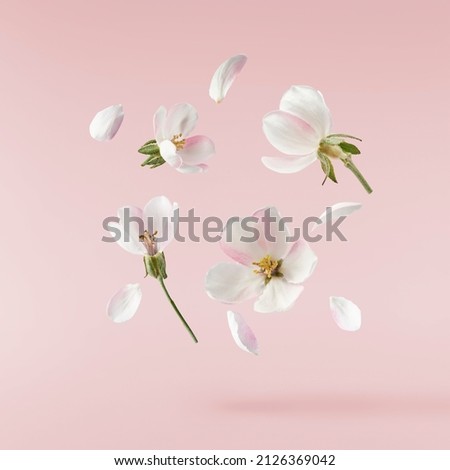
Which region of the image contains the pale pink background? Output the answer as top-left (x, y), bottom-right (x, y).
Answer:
top-left (0, 0), bottom-right (449, 449)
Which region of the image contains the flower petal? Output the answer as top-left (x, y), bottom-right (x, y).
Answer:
top-left (114, 205), bottom-right (146, 255)
top-left (107, 283), bottom-right (142, 323)
top-left (263, 110), bottom-right (319, 156)
top-left (220, 217), bottom-right (266, 266)
top-left (153, 105), bottom-right (167, 142)
top-left (209, 54), bottom-right (247, 103)
top-left (176, 163), bottom-right (208, 174)
top-left (178, 135), bottom-right (215, 165)
top-left (159, 140), bottom-right (183, 168)
top-left (330, 296), bottom-right (361, 331)
top-left (261, 153), bottom-right (317, 174)
top-left (89, 104), bottom-right (124, 141)
top-left (143, 196), bottom-right (176, 252)
top-left (254, 278), bottom-right (304, 313)
top-left (206, 263), bottom-right (264, 303)
top-left (164, 103), bottom-right (198, 138)
top-left (280, 85), bottom-right (332, 138)
top-left (282, 240), bottom-right (318, 284)
top-left (317, 202), bottom-right (362, 225)
top-left (227, 311), bottom-right (258, 355)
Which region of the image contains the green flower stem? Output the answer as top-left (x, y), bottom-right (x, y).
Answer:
top-left (158, 276), bottom-right (198, 343)
top-left (342, 157), bottom-right (373, 194)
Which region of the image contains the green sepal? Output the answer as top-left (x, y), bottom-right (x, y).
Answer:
top-left (138, 139), bottom-right (160, 155)
top-left (143, 252), bottom-right (167, 279)
top-left (339, 142), bottom-right (361, 155)
top-left (140, 154), bottom-right (166, 169)
top-left (318, 153), bottom-right (338, 184)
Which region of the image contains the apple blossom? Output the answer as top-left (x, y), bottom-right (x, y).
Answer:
top-left (262, 85), bottom-right (373, 194)
top-left (138, 103), bottom-right (215, 174)
top-left (205, 207), bottom-right (318, 313)
top-left (106, 196), bottom-right (198, 343)
top-left (209, 54), bottom-right (247, 103)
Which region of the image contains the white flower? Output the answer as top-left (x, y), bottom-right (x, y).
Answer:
top-left (330, 296), bottom-right (362, 331)
top-left (205, 207), bottom-right (318, 313)
top-left (262, 85), bottom-right (373, 193)
top-left (209, 54), bottom-right (247, 103)
top-left (227, 311), bottom-right (258, 355)
top-left (153, 103), bottom-right (215, 173)
top-left (89, 104), bottom-right (124, 141)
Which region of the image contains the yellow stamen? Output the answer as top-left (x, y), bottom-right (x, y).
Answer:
top-left (252, 255), bottom-right (280, 279)
top-left (171, 133), bottom-right (186, 151)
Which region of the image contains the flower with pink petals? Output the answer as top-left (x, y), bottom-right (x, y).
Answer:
top-left (205, 207), bottom-right (318, 313)
top-left (138, 103), bottom-right (215, 174)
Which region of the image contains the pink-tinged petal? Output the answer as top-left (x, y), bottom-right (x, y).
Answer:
top-left (164, 103), bottom-right (198, 138)
top-left (143, 196), bottom-right (176, 251)
top-left (209, 54), bottom-right (247, 103)
top-left (252, 206), bottom-right (291, 260)
top-left (176, 163), bottom-right (208, 174)
top-left (89, 104), bottom-right (124, 141)
top-left (114, 205), bottom-right (146, 255)
top-left (206, 263), bottom-right (264, 303)
top-left (227, 311), bottom-right (258, 355)
top-left (153, 105), bottom-right (167, 142)
top-left (263, 110), bottom-right (320, 156)
top-left (220, 217), bottom-right (266, 266)
top-left (159, 140), bottom-right (183, 168)
top-left (254, 278), bottom-right (304, 313)
top-left (107, 283), bottom-right (142, 323)
top-left (261, 153), bottom-right (317, 174)
top-left (280, 85), bottom-right (332, 138)
top-left (317, 202), bottom-right (362, 225)
top-left (282, 240), bottom-right (318, 284)
top-left (330, 296), bottom-right (361, 331)
top-left (178, 135), bottom-right (215, 165)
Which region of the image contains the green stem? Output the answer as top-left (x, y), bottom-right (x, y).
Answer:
top-left (342, 157), bottom-right (373, 194)
top-left (158, 277), bottom-right (198, 343)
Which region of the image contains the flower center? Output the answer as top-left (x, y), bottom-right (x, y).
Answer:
top-left (171, 133), bottom-right (186, 151)
top-left (139, 230), bottom-right (158, 256)
top-left (252, 255), bottom-right (282, 282)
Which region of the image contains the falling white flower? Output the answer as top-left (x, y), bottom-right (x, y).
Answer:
top-left (227, 311), bottom-right (258, 355)
top-left (138, 103), bottom-right (215, 174)
top-left (262, 85), bottom-right (373, 194)
top-left (89, 104), bottom-right (124, 141)
top-left (330, 296), bottom-right (361, 331)
top-left (206, 207), bottom-right (318, 313)
top-left (209, 54), bottom-right (247, 103)
top-left (106, 196), bottom-right (198, 342)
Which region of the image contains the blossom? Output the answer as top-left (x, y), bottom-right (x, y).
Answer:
top-left (106, 196), bottom-right (198, 342)
top-left (330, 296), bottom-right (361, 331)
top-left (89, 104), bottom-right (124, 141)
top-left (227, 311), bottom-right (258, 355)
top-left (205, 207), bottom-right (318, 313)
top-left (209, 54), bottom-right (247, 103)
top-left (262, 85), bottom-right (373, 193)
top-left (138, 103), bottom-right (215, 174)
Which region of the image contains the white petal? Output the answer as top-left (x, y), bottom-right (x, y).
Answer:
top-left (206, 263), bottom-right (264, 303)
top-left (153, 105), bottom-right (167, 142)
top-left (282, 241), bottom-right (318, 284)
top-left (114, 205), bottom-right (146, 255)
top-left (89, 104), bottom-right (124, 141)
top-left (261, 153), bottom-right (317, 174)
top-left (318, 202), bottom-right (362, 225)
top-left (254, 278), bottom-right (304, 313)
top-left (178, 135), bottom-right (215, 165)
top-left (330, 296), bottom-right (361, 331)
top-left (164, 103), bottom-right (198, 138)
top-left (176, 163), bottom-right (208, 174)
top-left (143, 196), bottom-right (176, 251)
top-left (280, 85), bottom-right (332, 138)
top-left (227, 311), bottom-right (258, 355)
top-left (263, 110), bottom-right (319, 156)
top-left (209, 54), bottom-right (247, 103)
top-left (159, 140), bottom-right (183, 168)
top-left (107, 284), bottom-right (142, 323)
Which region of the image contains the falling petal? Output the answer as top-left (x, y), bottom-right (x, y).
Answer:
top-left (209, 54), bottom-right (247, 103)
top-left (89, 104), bottom-right (124, 141)
top-left (107, 284), bottom-right (142, 323)
top-left (330, 296), bottom-right (361, 331)
top-left (261, 153), bottom-right (317, 174)
top-left (227, 311), bottom-right (258, 355)
top-left (318, 202), bottom-right (362, 224)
